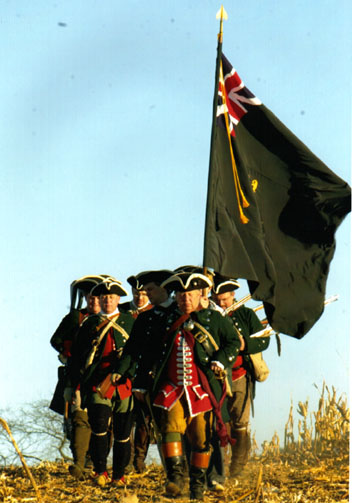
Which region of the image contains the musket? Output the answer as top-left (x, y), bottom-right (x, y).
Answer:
top-left (250, 295), bottom-right (340, 338)
top-left (249, 326), bottom-right (275, 339)
top-left (253, 294), bottom-right (339, 314)
top-left (323, 294), bottom-right (339, 306)
top-left (224, 293), bottom-right (252, 314)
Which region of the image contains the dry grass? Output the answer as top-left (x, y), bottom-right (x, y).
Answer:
top-left (0, 384), bottom-right (349, 503)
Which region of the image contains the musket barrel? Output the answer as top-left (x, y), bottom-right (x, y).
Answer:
top-left (231, 293), bottom-right (251, 310)
top-left (249, 326), bottom-right (274, 338)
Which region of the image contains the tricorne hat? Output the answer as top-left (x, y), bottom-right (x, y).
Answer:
top-left (212, 273), bottom-right (240, 294)
top-left (174, 265), bottom-right (215, 276)
top-left (127, 275), bottom-right (145, 291)
top-left (174, 265), bottom-right (215, 286)
top-left (90, 279), bottom-right (128, 297)
top-left (161, 271), bottom-right (213, 292)
top-left (134, 269), bottom-right (174, 287)
top-left (70, 274), bottom-right (117, 310)
top-left (70, 275), bottom-right (114, 295)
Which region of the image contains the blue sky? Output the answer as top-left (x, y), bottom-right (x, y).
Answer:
top-left (0, 0), bottom-right (350, 448)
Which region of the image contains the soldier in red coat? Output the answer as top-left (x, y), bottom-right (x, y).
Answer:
top-left (148, 270), bottom-right (241, 501)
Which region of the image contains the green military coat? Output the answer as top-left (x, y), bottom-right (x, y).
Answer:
top-left (227, 304), bottom-right (270, 396)
top-left (117, 306), bottom-right (241, 423)
top-left (115, 302), bottom-right (177, 391)
top-left (152, 308), bottom-right (241, 419)
top-left (69, 311), bottom-right (135, 404)
top-left (50, 308), bottom-right (88, 353)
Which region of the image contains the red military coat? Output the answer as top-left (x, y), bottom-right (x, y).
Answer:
top-left (153, 330), bottom-right (212, 416)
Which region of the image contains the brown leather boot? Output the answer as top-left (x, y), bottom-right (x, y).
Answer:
top-left (133, 420), bottom-right (150, 473)
top-left (229, 429), bottom-right (251, 477)
top-left (69, 409), bottom-right (91, 480)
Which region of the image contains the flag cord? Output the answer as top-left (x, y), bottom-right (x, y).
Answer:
top-left (219, 60), bottom-right (250, 224)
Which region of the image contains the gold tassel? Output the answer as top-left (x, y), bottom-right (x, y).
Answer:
top-left (219, 61), bottom-right (249, 224)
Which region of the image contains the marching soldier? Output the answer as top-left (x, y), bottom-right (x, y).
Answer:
top-left (116, 269), bottom-right (175, 473)
top-left (118, 270), bottom-right (241, 501)
top-left (69, 278), bottom-right (135, 487)
top-left (118, 273), bottom-right (153, 472)
top-left (49, 275), bottom-right (107, 480)
top-left (211, 274), bottom-right (270, 477)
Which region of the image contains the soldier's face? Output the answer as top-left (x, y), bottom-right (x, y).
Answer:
top-left (100, 293), bottom-right (120, 314)
top-left (212, 291), bottom-right (235, 309)
top-left (132, 288), bottom-right (149, 308)
top-left (144, 282), bottom-right (167, 306)
top-left (176, 289), bottom-right (202, 314)
top-left (86, 294), bottom-right (101, 314)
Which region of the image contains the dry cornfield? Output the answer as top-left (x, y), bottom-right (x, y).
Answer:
top-left (0, 384), bottom-right (348, 503)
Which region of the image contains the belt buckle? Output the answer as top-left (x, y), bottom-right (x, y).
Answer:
top-left (195, 331), bottom-right (206, 344)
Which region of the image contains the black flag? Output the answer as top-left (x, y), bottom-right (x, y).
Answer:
top-left (203, 54), bottom-right (351, 338)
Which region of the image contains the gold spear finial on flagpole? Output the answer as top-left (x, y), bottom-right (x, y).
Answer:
top-left (216, 5), bottom-right (228, 42)
top-left (203, 5), bottom-right (229, 270)
top-left (214, 5), bottom-right (250, 223)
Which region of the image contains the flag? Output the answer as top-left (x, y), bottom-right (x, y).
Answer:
top-left (203, 53), bottom-right (351, 338)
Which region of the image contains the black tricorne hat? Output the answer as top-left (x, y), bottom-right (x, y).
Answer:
top-left (161, 271), bottom-right (213, 292)
top-left (212, 273), bottom-right (240, 294)
top-left (71, 275), bottom-right (112, 294)
top-left (174, 265), bottom-right (215, 276)
top-left (70, 274), bottom-right (116, 310)
top-left (134, 269), bottom-right (174, 287)
top-left (90, 279), bottom-right (128, 297)
top-left (127, 275), bottom-right (145, 291)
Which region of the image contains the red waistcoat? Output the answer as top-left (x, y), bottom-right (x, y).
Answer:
top-left (153, 330), bottom-right (212, 417)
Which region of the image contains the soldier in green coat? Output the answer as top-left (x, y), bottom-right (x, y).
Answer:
top-left (69, 279), bottom-right (135, 487)
top-left (50, 275), bottom-right (107, 480)
top-left (115, 270), bottom-right (175, 472)
top-left (118, 270), bottom-right (241, 501)
top-left (211, 274), bottom-right (270, 477)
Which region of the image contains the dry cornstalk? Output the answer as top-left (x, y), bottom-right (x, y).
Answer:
top-left (229, 489), bottom-right (255, 502)
top-left (255, 464), bottom-right (263, 492)
top-left (0, 417), bottom-right (42, 502)
top-left (253, 464), bottom-right (263, 503)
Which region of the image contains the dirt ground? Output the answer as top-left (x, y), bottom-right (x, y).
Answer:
top-left (0, 448), bottom-right (348, 503)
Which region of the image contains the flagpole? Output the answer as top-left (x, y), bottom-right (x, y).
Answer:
top-left (203, 6), bottom-right (228, 269)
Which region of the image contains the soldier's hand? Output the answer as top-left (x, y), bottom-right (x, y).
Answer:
top-left (110, 373), bottom-right (121, 385)
top-left (72, 390), bottom-right (82, 409)
top-left (210, 362), bottom-right (224, 375)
